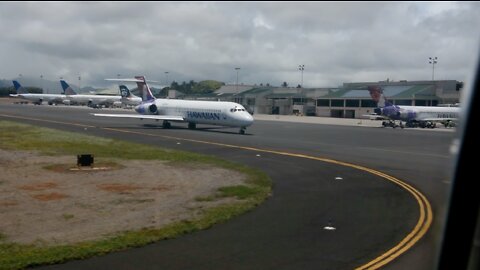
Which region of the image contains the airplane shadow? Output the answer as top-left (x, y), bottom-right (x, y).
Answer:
top-left (102, 124), bottom-right (253, 136)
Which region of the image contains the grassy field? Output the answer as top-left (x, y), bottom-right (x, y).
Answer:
top-left (0, 120), bottom-right (272, 270)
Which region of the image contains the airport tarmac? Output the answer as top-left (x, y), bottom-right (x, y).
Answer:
top-left (0, 102), bottom-right (457, 269)
top-left (255, 113), bottom-right (383, 127)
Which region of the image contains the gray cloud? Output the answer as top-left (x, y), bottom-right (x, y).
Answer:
top-left (0, 2), bottom-right (479, 88)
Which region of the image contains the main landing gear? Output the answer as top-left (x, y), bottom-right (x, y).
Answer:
top-left (382, 120), bottom-right (404, 129)
top-left (162, 121), bottom-right (171, 129)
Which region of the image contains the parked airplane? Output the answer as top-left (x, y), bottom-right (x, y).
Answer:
top-left (94, 76), bottom-right (254, 134)
top-left (60, 80), bottom-right (122, 108)
top-left (119, 85), bottom-right (142, 106)
top-left (10, 80), bottom-right (66, 105)
top-left (367, 85), bottom-right (460, 128)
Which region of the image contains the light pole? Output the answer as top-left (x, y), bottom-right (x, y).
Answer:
top-left (298, 65), bottom-right (305, 88)
top-left (117, 74), bottom-right (121, 80)
top-left (78, 76), bottom-right (81, 92)
top-left (40, 75), bottom-right (44, 93)
top-left (429, 57), bottom-right (438, 81)
top-left (165, 72), bottom-right (169, 87)
top-left (235, 67), bottom-right (241, 93)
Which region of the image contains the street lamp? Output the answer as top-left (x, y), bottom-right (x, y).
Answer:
top-left (429, 57), bottom-right (438, 81)
top-left (298, 65), bottom-right (305, 88)
top-left (165, 72), bottom-right (169, 87)
top-left (235, 67), bottom-right (241, 93)
top-left (78, 76), bottom-right (81, 92)
top-left (40, 75), bottom-right (44, 93)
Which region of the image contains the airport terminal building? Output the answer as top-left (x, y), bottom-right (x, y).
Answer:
top-left (181, 80), bottom-right (462, 119)
top-left (315, 80), bottom-right (462, 118)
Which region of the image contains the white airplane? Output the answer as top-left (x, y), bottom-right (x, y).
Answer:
top-left (367, 85), bottom-right (460, 128)
top-left (119, 85), bottom-right (142, 106)
top-left (10, 80), bottom-right (66, 105)
top-left (60, 80), bottom-right (122, 108)
top-left (94, 76), bottom-right (254, 134)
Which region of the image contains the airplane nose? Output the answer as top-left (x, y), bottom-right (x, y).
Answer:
top-left (243, 113), bottom-right (254, 126)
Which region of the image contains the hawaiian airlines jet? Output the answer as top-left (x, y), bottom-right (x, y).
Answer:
top-left (368, 85), bottom-right (460, 128)
top-left (94, 76), bottom-right (254, 134)
top-left (60, 80), bottom-right (122, 108)
top-left (10, 80), bottom-right (66, 105)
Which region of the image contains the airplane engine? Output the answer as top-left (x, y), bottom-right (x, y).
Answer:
top-left (113, 101), bottom-right (122, 108)
top-left (135, 102), bottom-right (158, 115)
top-left (63, 100), bottom-right (71, 105)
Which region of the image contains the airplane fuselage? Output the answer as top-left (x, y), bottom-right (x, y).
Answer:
top-left (66, 94), bottom-right (122, 107)
top-left (121, 96), bottom-right (142, 106)
top-left (135, 99), bottom-right (254, 128)
top-left (10, 93), bottom-right (66, 104)
top-left (383, 105), bottom-right (459, 121)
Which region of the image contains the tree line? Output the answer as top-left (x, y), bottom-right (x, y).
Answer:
top-left (160, 80), bottom-right (225, 96)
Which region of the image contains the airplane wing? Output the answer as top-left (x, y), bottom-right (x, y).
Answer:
top-left (362, 113), bottom-right (389, 120)
top-left (105, 78), bottom-right (159, 83)
top-left (92, 113), bottom-right (185, 121)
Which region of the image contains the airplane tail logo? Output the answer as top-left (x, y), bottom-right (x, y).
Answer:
top-left (119, 85), bottom-right (132, 98)
top-left (134, 76), bottom-right (155, 102)
top-left (12, 80), bottom-right (28, 94)
top-left (367, 85), bottom-right (390, 107)
top-left (60, 80), bottom-right (77, 95)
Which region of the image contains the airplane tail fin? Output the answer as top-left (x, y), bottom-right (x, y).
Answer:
top-left (12, 80), bottom-right (28, 94)
top-left (134, 76), bottom-right (156, 102)
top-left (119, 85), bottom-right (133, 98)
top-left (60, 80), bottom-right (77, 95)
top-left (367, 85), bottom-right (391, 107)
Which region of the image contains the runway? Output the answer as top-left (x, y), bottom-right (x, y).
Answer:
top-left (0, 103), bottom-right (457, 269)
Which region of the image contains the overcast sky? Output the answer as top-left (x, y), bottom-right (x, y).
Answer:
top-left (1, 1), bottom-right (479, 88)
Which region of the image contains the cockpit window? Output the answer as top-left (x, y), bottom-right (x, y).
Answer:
top-left (230, 108), bottom-right (246, 112)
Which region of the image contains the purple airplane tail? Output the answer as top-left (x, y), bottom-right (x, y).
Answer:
top-left (134, 76), bottom-right (156, 102)
top-left (367, 85), bottom-right (392, 108)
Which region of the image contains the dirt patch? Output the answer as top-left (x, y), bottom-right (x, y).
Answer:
top-left (0, 149), bottom-right (246, 245)
top-left (96, 183), bottom-right (141, 193)
top-left (18, 182), bottom-right (58, 191)
top-left (31, 192), bottom-right (69, 201)
top-left (0, 200), bottom-right (18, 207)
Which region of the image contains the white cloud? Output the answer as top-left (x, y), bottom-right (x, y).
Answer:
top-left (0, 2), bottom-right (479, 88)
top-left (253, 15), bottom-right (274, 30)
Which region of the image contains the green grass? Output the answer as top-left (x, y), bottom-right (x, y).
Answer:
top-left (61, 214), bottom-right (74, 221)
top-left (0, 120), bottom-right (272, 270)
